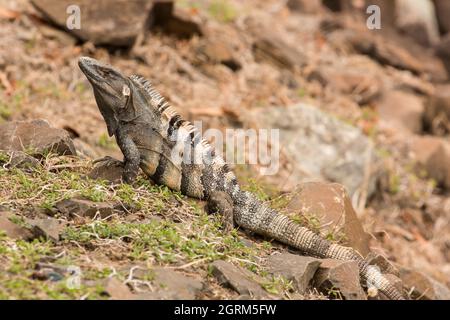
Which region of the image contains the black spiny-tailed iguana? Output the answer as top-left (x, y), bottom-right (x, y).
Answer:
top-left (78, 56), bottom-right (405, 300)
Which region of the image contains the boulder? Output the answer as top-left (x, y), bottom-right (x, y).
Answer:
top-left (0, 120), bottom-right (76, 157)
top-left (395, 0), bottom-right (440, 46)
top-left (313, 259), bottom-right (367, 300)
top-left (399, 268), bottom-right (450, 300)
top-left (210, 260), bottom-right (269, 298)
top-left (243, 103), bottom-right (380, 197)
top-left (284, 182), bottom-right (371, 257)
top-left (375, 90), bottom-right (425, 134)
top-left (266, 253), bottom-right (320, 293)
top-left (424, 84), bottom-right (450, 135)
top-left (31, 0), bottom-right (154, 46)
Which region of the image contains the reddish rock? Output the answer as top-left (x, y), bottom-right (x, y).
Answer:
top-left (211, 260), bottom-right (269, 298)
top-left (285, 182), bottom-right (371, 257)
top-left (396, 0), bottom-right (440, 46)
top-left (436, 33), bottom-right (450, 74)
top-left (133, 267), bottom-right (204, 300)
top-left (399, 268), bottom-right (450, 300)
top-left (375, 90), bottom-right (425, 134)
top-left (313, 259), bottom-right (367, 300)
top-left (266, 253), bottom-right (321, 293)
top-left (424, 84), bottom-right (450, 135)
top-left (0, 120), bottom-right (76, 157)
top-left (286, 0), bottom-right (322, 13)
top-left (433, 0), bottom-right (450, 34)
top-left (252, 32), bottom-right (306, 70)
top-left (408, 135), bottom-right (450, 189)
top-left (0, 212), bottom-right (33, 240)
top-left (104, 277), bottom-right (134, 300)
top-left (30, 217), bottom-right (66, 242)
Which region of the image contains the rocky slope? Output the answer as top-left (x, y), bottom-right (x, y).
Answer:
top-left (0, 0), bottom-right (449, 300)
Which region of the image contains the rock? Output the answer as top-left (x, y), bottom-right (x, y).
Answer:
top-left (375, 90), bottom-right (425, 134)
top-left (196, 37), bottom-right (241, 71)
top-left (408, 135), bottom-right (450, 189)
top-left (0, 212), bottom-right (33, 240)
top-left (210, 260), bottom-right (269, 298)
top-left (252, 32), bottom-right (306, 70)
top-left (0, 120), bottom-right (76, 157)
top-left (365, 252), bottom-right (400, 276)
top-left (243, 103), bottom-right (380, 197)
top-left (0, 151), bottom-right (40, 169)
top-left (313, 259), bottom-right (367, 300)
top-left (284, 182), bottom-right (371, 257)
top-left (134, 268), bottom-right (204, 300)
top-left (433, 0), bottom-right (450, 34)
top-left (31, 0), bottom-right (154, 46)
top-left (350, 33), bottom-right (425, 74)
top-left (30, 217), bottom-right (66, 242)
top-left (151, 1), bottom-right (203, 39)
top-left (399, 268), bottom-right (450, 300)
top-left (286, 0), bottom-right (322, 13)
top-left (55, 198), bottom-right (117, 219)
top-left (88, 159), bottom-right (124, 184)
top-left (266, 253), bottom-right (320, 293)
top-left (436, 33), bottom-right (450, 73)
top-left (395, 0), bottom-right (440, 46)
top-left (104, 277), bottom-right (134, 300)
top-left (308, 66), bottom-right (382, 105)
top-left (424, 84), bottom-right (450, 136)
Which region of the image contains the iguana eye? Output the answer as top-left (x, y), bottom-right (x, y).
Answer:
top-left (122, 85), bottom-right (130, 97)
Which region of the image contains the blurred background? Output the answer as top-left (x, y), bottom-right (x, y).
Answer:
top-left (0, 0), bottom-right (449, 298)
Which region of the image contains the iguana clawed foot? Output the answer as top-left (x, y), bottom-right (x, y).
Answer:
top-left (206, 191), bottom-right (235, 233)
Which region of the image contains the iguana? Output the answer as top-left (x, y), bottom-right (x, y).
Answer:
top-left (78, 56), bottom-right (405, 300)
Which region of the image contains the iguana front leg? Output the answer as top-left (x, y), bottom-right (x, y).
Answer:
top-left (206, 191), bottom-right (235, 233)
top-left (115, 129), bottom-right (140, 184)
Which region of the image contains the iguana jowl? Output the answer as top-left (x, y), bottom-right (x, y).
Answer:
top-left (78, 56), bottom-right (405, 300)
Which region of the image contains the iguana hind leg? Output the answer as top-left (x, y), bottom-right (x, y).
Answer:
top-left (206, 191), bottom-right (234, 233)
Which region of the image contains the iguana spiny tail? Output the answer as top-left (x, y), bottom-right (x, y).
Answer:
top-left (78, 56), bottom-right (405, 300)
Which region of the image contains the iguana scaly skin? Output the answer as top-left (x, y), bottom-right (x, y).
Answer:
top-left (79, 56), bottom-right (405, 300)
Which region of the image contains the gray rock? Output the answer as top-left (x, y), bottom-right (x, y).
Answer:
top-left (88, 159), bottom-right (124, 184)
top-left (55, 198), bottom-right (117, 219)
top-left (210, 260), bottom-right (269, 298)
top-left (313, 259), bottom-right (367, 300)
top-left (243, 103), bottom-right (380, 197)
top-left (31, 0), bottom-right (154, 46)
top-left (134, 267), bottom-right (204, 300)
top-left (424, 84), bottom-right (450, 136)
top-left (30, 217), bottom-right (66, 242)
top-left (0, 120), bottom-right (76, 157)
top-left (266, 253), bottom-right (320, 293)
top-left (0, 151), bottom-right (40, 170)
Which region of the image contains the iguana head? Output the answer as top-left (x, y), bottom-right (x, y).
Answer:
top-left (78, 56), bottom-right (135, 136)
